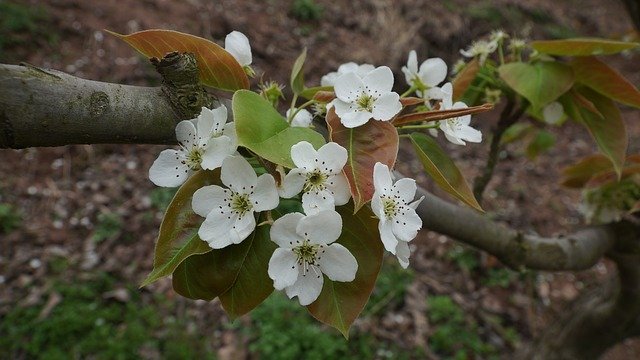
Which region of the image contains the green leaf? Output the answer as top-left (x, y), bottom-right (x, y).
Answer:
top-left (531, 38), bottom-right (639, 56)
top-left (290, 48), bottom-right (307, 95)
top-left (233, 90), bottom-right (325, 168)
top-left (300, 86), bottom-right (333, 100)
top-left (499, 61), bottom-right (574, 111)
top-left (560, 154), bottom-right (616, 188)
top-left (326, 108), bottom-right (399, 212)
top-left (570, 56), bottom-right (640, 109)
top-left (409, 133), bottom-right (483, 212)
top-left (562, 87), bottom-right (627, 177)
top-left (107, 29), bottom-right (249, 91)
top-left (306, 202), bottom-right (384, 337)
top-left (141, 171), bottom-right (217, 287)
top-left (525, 130), bottom-right (555, 159)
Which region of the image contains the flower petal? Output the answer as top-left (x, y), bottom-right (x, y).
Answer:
top-left (290, 141), bottom-right (317, 171)
top-left (371, 192), bottom-right (384, 219)
top-left (285, 267), bottom-right (324, 306)
top-left (221, 155), bottom-right (257, 192)
top-left (318, 243), bottom-right (358, 282)
top-left (457, 125), bottom-right (482, 143)
top-left (419, 58), bottom-right (447, 87)
top-left (270, 212), bottom-right (305, 248)
top-left (334, 72), bottom-right (365, 102)
top-left (280, 168), bottom-right (307, 198)
top-left (373, 162), bottom-right (393, 195)
top-left (268, 248), bottom-right (299, 290)
top-left (199, 210), bottom-right (237, 248)
top-left (316, 142), bottom-right (348, 174)
top-left (225, 31), bottom-right (252, 66)
top-left (340, 110), bottom-right (372, 128)
top-left (392, 178), bottom-right (417, 204)
top-left (395, 241), bottom-right (411, 269)
top-left (392, 207), bottom-right (422, 242)
top-left (371, 92), bottom-right (401, 121)
top-left (176, 120), bottom-right (197, 149)
top-left (378, 219), bottom-right (398, 254)
top-left (326, 173), bottom-right (350, 206)
top-left (251, 174), bottom-right (279, 211)
top-left (223, 122), bottom-right (238, 150)
top-left (149, 149), bottom-right (191, 187)
top-left (402, 50), bottom-right (418, 85)
top-left (288, 108), bottom-right (313, 127)
top-left (363, 66), bottom-right (394, 95)
top-left (297, 210), bottom-right (342, 245)
top-left (192, 185), bottom-right (228, 217)
top-left (201, 135), bottom-right (233, 170)
top-left (232, 213), bottom-right (256, 243)
top-left (409, 195), bottom-right (425, 210)
top-left (301, 190), bottom-right (335, 215)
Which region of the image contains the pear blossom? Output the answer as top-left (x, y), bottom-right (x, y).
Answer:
top-left (268, 210), bottom-right (358, 306)
top-left (281, 141), bottom-right (350, 215)
top-left (543, 102), bottom-right (564, 125)
top-left (460, 40), bottom-right (497, 65)
top-left (286, 108), bottom-right (313, 127)
top-left (489, 29), bottom-right (509, 45)
top-left (192, 155), bottom-right (279, 249)
top-left (401, 50), bottom-right (447, 91)
top-left (320, 62), bottom-right (375, 87)
top-left (436, 83), bottom-right (482, 146)
top-left (225, 31), bottom-right (252, 67)
top-left (330, 66), bottom-right (402, 128)
top-left (149, 105), bottom-right (237, 187)
top-left (371, 162), bottom-right (424, 268)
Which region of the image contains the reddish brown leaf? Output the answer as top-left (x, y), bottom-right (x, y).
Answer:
top-left (452, 58), bottom-right (480, 101)
top-left (569, 89), bottom-right (603, 117)
top-left (108, 29), bottom-right (249, 91)
top-left (560, 154), bottom-right (614, 188)
top-left (400, 97), bottom-right (425, 107)
top-left (531, 38), bottom-right (639, 56)
top-left (571, 56), bottom-right (640, 109)
top-left (393, 103), bottom-right (494, 126)
top-left (326, 109), bottom-right (399, 212)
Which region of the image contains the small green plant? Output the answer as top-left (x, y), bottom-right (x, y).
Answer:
top-left (0, 2), bottom-right (56, 58)
top-left (482, 268), bottom-right (517, 288)
top-left (446, 245), bottom-right (479, 272)
top-left (93, 212), bottom-right (123, 242)
top-left (364, 260), bottom-right (414, 316)
top-left (291, 0), bottom-right (323, 21)
top-left (0, 203), bottom-right (21, 234)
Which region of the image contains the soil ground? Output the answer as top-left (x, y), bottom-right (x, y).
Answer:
top-left (1, 0), bottom-right (640, 359)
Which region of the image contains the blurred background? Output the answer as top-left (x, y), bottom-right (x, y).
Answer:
top-left (1, 0), bottom-right (639, 358)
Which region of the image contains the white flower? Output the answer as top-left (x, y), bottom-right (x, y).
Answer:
top-left (489, 29), bottom-right (509, 45)
top-left (330, 66), bottom-right (402, 128)
top-left (286, 108), bottom-right (313, 128)
top-left (320, 62), bottom-right (375, 87)
top-left (436, 83), bottom-right (482, 146)
top-left (225, 31), bottom-right (252, 67)
top-left (401, 50), bottom-right (447, 90)
top-left (268, 210), bottom-right (358, 306)
top-left (192, 155), bottom-right (279, 249)
top-left (149, 105), bottom-right (237, 187)
top-left (281, 141), bottom-right (350, 215)
top-left (371, 162), bottom-right (424, 268)
top-left (460, 40), bottom-right (497, 65)
top-left (543, 101), bottom-right (564, 125)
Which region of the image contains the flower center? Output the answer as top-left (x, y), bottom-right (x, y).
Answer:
top-left (293, 240), bottom-right (323, 276)
top-left (230, 192), bottom-right (253, 216)
top-left (382, 196), bottom-right (398, 219)
top-left (185, 147), bottom-right (204, 170)
top-left (304, 170), bottom-right (328, 193)
top-left (356, 94), bottom-right (375, 112)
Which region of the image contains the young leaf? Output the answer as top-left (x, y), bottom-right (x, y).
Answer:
top-left (301, 86), bottom-right (333, 100)
top-left (409, 133), bottom-right (483, 212)
top-left (233, 90), bottom-right (325, 168)
top-left (107, 29), bottom-right (249, 91)
top-left (141, 170), bottom-right (217, 287)
top-left (560, 154), bottom-right (619, 188)
top-left (498, 61), bottom-right (574, 111)
top-left (306, 202), bottom-right (384, 338)
top-left (452, 58), bottom-right (480, 101)
top-left (570, 56), bottom-right (640, 109)
top-left (326, 108), bottom-right (399, 212)
top-left (562, 88), bottom-right (627, 177)
top-left (525, 130), bottom-right (556, 160)
top-left (290, 48), bottom-right (307, 95)
top-left (531, 38), bottom-right (639, 56)
top-left (393, 103), bottom-right (494, 126)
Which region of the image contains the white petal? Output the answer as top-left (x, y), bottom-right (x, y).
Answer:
top-left (270, 212), bottom-right (305, 248)
top-left (221, 155), bottom-right (257, 192)
top-left (289, 108), bottom-right (313, 127)
top-left (373, 162), bottom-right (393, 195)
top-left (232, 213), bottom-right (256, 243)
top-left (457, 125), bottom-right (482, 143)
top-left (543, 101), bottom-right (564, 125)
top-left (316, 142), bottom-right (348, 174)
top-left (290, 141), bottom-right (317, 171)
top-left (423, 86), bottom-right (445, 101)
top-left (148, 149), bottom-right (191, 187)
top-left (320, 72), bottom-right (339, 87)
top-left (356, 64), bottom-right (376, 77)
top-left (371, 192), bottom-right (384, 219)
top-left (285, 267), bottom-right (324, 306)
top-left (419, 58), bottom-right (447, 87)
top-left (250, 174), bottom-right (279, 211)
top-left (199, 210), bottom-right (237, 248)
top-left (395, 241), bottom-right (411, 269)
top-left (371, 92), bottom-right (401, 121)
top-left (280, 168), bottom-right (307, 198)
top-left (363, 66), bottom-right (394, 95)
top-left (402, 50), bottom-right (418, 84)
top-left (196, 107), bottom-right (216, 142)
top-left (192, 185), bottom-right (228, 217)
top-left (176, 120), bottom-right (197, 149)
top-left (326, 173), bottom-right (351, 206)
top-left (297, 210), bottom-right (342, 245)
top-left (222, 122), bottom-right (238, 150)
top-left (440, 82), bottom-right (454, 109)
top-left (200, 135), bottom-right (232, 170)
top-left (301, 190), bottom-right (335, 215)
top-left (392, 178), bottom-right (417, 204)
top-left (340, 110), bottom-right (372, 128)
top-left (268, 248), bottom-right (299, 290)
top-left (225, 31), bottom-right (252, 66)
top-left (334, 72), bottom-right (365, 102)
top-left (338, 62), bottom-right (360, 74)
top-left (331, 99), bottom-right (354, 119)
top-left (392, 207), bottom-right (422, 242)
top-left (443, 131), bottom-right (466, 146)
top-left (378, 219), bottom-right (398, 254)
top-left (409, 195), bottom-right (425, 210)
top-left (318, 243), bottom-right (358, 282)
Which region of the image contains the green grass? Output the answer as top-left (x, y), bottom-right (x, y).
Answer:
top-left (0, 2), bottom-right (57, 59)
top-left (0, 272), bottom-right (216, 359)
top-left (0, 203), bottom-right (22, 234)
top-left (93, 212), bottom-right (124, 242)
top-left (291, 0), bottom-right (323, 21)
